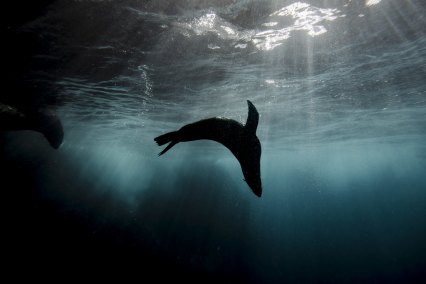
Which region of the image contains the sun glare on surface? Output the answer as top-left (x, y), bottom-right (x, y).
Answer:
top-left (366, 0), bottom-right (382, 6)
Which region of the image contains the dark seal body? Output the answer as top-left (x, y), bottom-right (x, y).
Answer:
top-left (0, 103), bottom-right (64, 149)
top-left (155, 100), bottom-right (262, 197)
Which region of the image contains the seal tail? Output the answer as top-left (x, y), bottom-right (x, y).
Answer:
top-left (154, 131), bottom-right (179, 156)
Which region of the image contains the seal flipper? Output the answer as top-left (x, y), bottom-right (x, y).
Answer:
top-left (154, 131), bottom-right (179, 156)
top-left (245, 100), bottom-right (259, 134)
top-left (31, 109), bottom-right (64, 149)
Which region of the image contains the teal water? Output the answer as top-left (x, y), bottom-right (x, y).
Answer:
top-left (2, 0), bottom-right (426, 282)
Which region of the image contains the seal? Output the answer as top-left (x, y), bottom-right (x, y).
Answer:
top-left (0, 103), bottom-right (64, 149)
top-left (155, 100), bottom-right (262, 197)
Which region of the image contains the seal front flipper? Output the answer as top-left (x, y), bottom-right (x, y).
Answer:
top-left (154, 131), bottom-right (179, 156)
top-left (245, 100), bottom-right (259, 135)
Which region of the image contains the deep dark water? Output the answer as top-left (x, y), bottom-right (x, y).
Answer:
top-left (2, 0), bottom-right (426, 282)
top-left (2, 133), bottom-right (425, 282)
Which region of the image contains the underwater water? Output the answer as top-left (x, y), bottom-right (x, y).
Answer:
top-left (2, 0), bottom-right (426, 282)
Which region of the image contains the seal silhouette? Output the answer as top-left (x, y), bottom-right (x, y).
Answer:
top-left (155, 100), bottom-right (262, 197)
top-left (0, 103), bottom-right (64, 149)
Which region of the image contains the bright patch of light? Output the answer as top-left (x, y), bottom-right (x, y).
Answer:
top-left (221, 25), bottom-right (236, 35)
top-left (272, 2), bottom-right (310, 16)
top-left (178, 11), bottom-right (240, 49)
top-left (234, 43), bottom-right (247, 49)
top-left (262, 22), bottom-right (278, 27)
top-left (253, 30), bottom-right (289, 51)
top-left (183, 12), bottom-right (239, 39)
top-left (307, 25), bottom-right (327, 36)
top-left (208, 44), bottom-right (221, 50)
top-left (176, 3), bottom-right (344, 52)
top-left (253, 2), bottom-right (344, 50)
top-left (366, 0), bottom-right (382, 6)
top-left (196, 12), bottom-right (216, 31)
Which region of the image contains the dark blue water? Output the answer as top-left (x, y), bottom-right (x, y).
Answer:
top-left (2, 0), bottom-right (426, 282)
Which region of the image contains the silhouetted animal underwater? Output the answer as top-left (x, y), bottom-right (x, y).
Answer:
top-left (0, 103), bottom-right (63, 149)
top-left (155, 100), bottom-right (262, 197)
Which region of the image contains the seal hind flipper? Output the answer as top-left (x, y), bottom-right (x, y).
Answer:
top-left (155, 131), bottom-right (178, 146)
top-left (155, 131), bottom-right (179, 156)
top-left (158, 140), bottom-right (178, 156)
